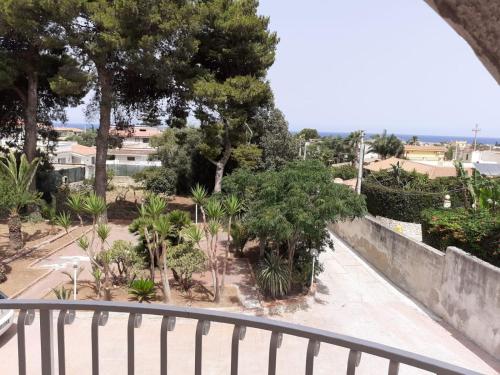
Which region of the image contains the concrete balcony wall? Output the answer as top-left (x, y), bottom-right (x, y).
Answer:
top-left (329, 216), bottom-right (500, 359)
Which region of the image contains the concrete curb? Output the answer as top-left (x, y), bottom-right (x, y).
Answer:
top-left (28, 226), bottom-right (92, 267)
top-left (1, 225), bottom-right (81, 264)
top-left (10, 269), bottom-right (54, 299)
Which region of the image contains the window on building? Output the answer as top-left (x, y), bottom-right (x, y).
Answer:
top-left (58, 158), bottom-right (66, 164)
top-left (142, 138), bottom-right (149, 143)
top-left (127, 156), bottom-right (135, 161)
top-left (107, 155), bottom-right (116, 160)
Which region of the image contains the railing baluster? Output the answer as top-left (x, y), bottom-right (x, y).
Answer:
top-left (160, 316), bottom-right (176, 374)
top-left (57, 310), bottom-right (75, 375)
top-left (230, 325), bottom-right (246, 375)
top-left (127, 313), bottom-right (142, 375)
top-left (346, 349), bottom-right (362, 375)
top-left (17, 309), bottom-right (35, 375)
top-left (305, 340), bottom-right (320, 375)
top-left (388, 360), bottom-right (400, 375)
top-left (91, 311), bottom-right (108, 375)
top-left (195, 320), bottom-right (210, 375)
top-left (268, 332), bottom-right (282, 375)
top-left (40, 309), bottom-right (55, 375)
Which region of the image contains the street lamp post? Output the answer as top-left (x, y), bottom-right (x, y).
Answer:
top-left (310, 249), bottom-right (318, 293)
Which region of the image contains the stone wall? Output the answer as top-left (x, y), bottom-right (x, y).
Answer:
top-left (329, 216), bottom-right (500, 359)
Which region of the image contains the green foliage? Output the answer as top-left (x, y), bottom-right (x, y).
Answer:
top-left (108, 240), bottom-right (143, 283)
top-left (251, 107), bottom-right (298, 171)
top-left (298, 128), bottom-right (320, 140)
top-left (66, 129), bottom-right (97, 147)
top-left (52, 286), bottom-right (72, 300)
top-left (368, 130), bottom-right (404, 159)
top-left (331, 165), bottom-right (357, 180)
top-left (134, 167), bottom-right (177, 196)
top-left (55, 211), bottom-right (72, 233)
top-left (129, 278), bottom-right (156, 303)
top-left (0, 152), bottom-right (41, 213)
top-left (0, 1), bottom-right (88, 149)
top-left (224, 160), bottom-right (366, 292)
top-left (362, 182), bottom-right (442, 223)
top-left (205, 198), bottom-right (225, 221)
top-left (166, 210), bottom-right (192, 243)
top-left (421, 208), bottom-right (499, 266)
top-left (83, 193), bottom-right (107, 219)
top-left (193, 0), bottom-right (278, 191)
top-left (256, 253), bottom-right (290, 298)
top-left (150, 128), bottom-right (215, 194)
top-left (232, 144), bottom-right (262, 170)
top-left (166, 243), bottom-right (206, 290)
top-left (230, 220), bottom-right (250, 253)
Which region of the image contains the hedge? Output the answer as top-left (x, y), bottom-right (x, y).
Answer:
top-left (421, 208), bottom-right (499, 267)
top-left (361, 182), bottom-right (443, 223)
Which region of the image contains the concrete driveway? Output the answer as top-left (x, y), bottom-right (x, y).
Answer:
top-left (0, 232), bottom-right (498, 374)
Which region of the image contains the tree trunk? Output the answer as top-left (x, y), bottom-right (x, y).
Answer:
top-left (95, 67), bottom-right (112, 221)
top-left (23, 70), bottom-right (38, 163)
top-left (213, 266), bottom-right (221, 303)
top-left (8, 211), bottom-right (23, 252)
top-left (221, 217), bottom-right (232, 292)
top-left (259, 237), bottom-right (266, 258)
top-left (213, 120), bottom-right (232, 193)
top-left (287, 237), bottom-right (297, 291)
top-left (158, 245), bottom-right (171, 303)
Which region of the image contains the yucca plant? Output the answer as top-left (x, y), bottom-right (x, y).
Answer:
top-left (191, 184), bottom-right (208, 223)
top-left (256, 253), bottom-right (290, 299)
top-left (55, 212), bottom-right (72, 233)
top-left (83, 193), bottom-right (107, 221)
top-left (52, 286), bottom-right (72, 300)
top-left (67, 193), bottom-right (85, 226)
top-left (166, 209), bottom-right (191, 243)
top-left (129, 278), bottom-right (156, 303)
top-left (0, 152), bottom-right (40, 251)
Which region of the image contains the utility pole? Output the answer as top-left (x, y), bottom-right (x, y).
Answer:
top-left (355, 131), bottom-right (365, 195)
top-left (472, 124), bottom-right (480, 151)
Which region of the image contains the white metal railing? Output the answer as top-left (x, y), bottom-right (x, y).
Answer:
top-left (0, 300), bottom-right (482, 375)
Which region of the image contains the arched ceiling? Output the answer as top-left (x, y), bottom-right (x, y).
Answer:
top-left (425, 0), bottom-right (500, 84)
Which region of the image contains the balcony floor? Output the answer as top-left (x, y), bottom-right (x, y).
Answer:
top-left (0, 233), bottom-right (498, 374)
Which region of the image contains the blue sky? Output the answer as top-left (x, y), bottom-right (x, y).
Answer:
top-left (67, 0), bottom-right (500, 138)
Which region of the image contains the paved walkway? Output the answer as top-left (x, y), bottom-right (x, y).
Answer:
top-left (0, 232), bottom-right (498, 374)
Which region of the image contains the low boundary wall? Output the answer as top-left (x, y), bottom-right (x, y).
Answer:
top-left (329, 216), bottom-right (500, 359)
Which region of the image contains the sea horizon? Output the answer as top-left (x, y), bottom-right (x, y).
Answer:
top-left (56, 122), bottom-right (499, 145)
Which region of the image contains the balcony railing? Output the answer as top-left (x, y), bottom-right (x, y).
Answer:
top-left (0, 300), bottom-right (480, 375)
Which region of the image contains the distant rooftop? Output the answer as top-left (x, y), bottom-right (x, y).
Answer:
top-left (364, 157), bottom-right (470, 179)
top-left (404, 145), bottom-right (447, 152)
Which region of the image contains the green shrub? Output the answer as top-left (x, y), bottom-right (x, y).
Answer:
top-left (331, 164), bottom-right (357, 180)
top-left (129, 278), bottom-right (156, 303)
top-left (362, 182), bottom-right (443, 223)
top-left (256, 253), bottom-right (290, 298)
top-left (230, 220), bottom-right (250, 253)
top-left (108, 240), bottom-right (143, 283)
top-left (166, 243), bottom-right (206, 291)
top-left (421, 208), bottom-right (499, 266)
top-left (134, 167), bottom-right (176, 195)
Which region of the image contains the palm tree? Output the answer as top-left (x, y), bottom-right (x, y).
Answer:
top-left (369, 130), bottom-right (404, 160)
top-left (344, 131), bottom-right (363, 165)
top-left (407, 135), bottom-right (419, 145)
top-left (0, 152), bottom-right (40, 251)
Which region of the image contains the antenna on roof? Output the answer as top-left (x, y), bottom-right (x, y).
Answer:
top-left (472, 124), bottom-right (480, 151)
